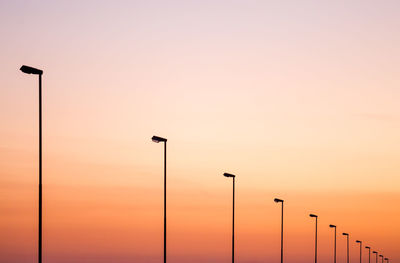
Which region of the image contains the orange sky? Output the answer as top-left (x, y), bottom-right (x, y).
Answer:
top-left (1, 1), bottom-right (400, 262)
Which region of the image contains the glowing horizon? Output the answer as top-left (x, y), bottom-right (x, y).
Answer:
top-left (1, 1), bottom-right (399, 262)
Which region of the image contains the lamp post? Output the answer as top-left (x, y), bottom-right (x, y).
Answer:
top-left (309, 214), bottom-right (318, 263)
top-left (384, 258), bottom-right (389, 263)
top-left (356, 240), bottom-right (362, 263)
top-left (342, 233), bottom-right (350, 263)
top-left (329, 225), bottom-right (337, 263)
top-left (20, 65), bottom-right (43, 263)
top-left (379, 255), bottom-right (384, 263)
top-left (152, 135), bottom-right (167, 263)
top-left (365, 246), bottom-right (371, 263)
top-left (372, 251), bottom-right (378, 263)
top-left (274, 198), bottom-right (284, 263)
top-left (223, 172), bottom-right (236, 263)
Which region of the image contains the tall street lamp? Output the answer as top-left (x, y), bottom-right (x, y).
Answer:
top-left (20, 65), bottom-right (43, 263)
top-left (365, 246), bottom-right (371, 263)
top-left (373, 251), bottom-right (378, 263)
top-left (329, 225), bottom-right (337, 263)
top-left (379, 255), bottom-right (384, 263)
top-left (356, 240), bottom-right (362, 263)
top-left (342, 233), bottom-right (350, 263)
top-left (309, 214), bottom-right (318, 263)
top-left (223, 172), bottom-right (236, 263)
top-left (152, 135), bottom-right (167, 263)
top-left (274, 198), bottom-right (284, 263)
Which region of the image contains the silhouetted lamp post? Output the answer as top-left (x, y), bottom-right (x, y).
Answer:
top-left (379, 255), bottom-right (384, 263)
top-left (373, 251), bottom-right (378, 263)
top-left (20, 65), bottom-right (43, 263)
top-left (274, 198), bottom-right (284, 263)
top-left (152, 135), bottom-right (167, 263)
top-left (365, 246), bottom-right (371, 263)
top-left (384, 258), bottom-right (389, 263)
top-left (356, 240), bottom-right (362, 263)
top-left (309, 214), bottom-right (318, 263)
top-left (329, 225), bottom-right (337, 263)
top-left (224, 172), bottom-right (236, 263)
top-left (342, 233), bottom-right (350, 263)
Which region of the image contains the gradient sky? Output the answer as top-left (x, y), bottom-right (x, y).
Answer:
top-left (1, 1), bottom-right (400, 262)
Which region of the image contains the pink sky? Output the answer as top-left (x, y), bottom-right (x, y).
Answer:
top-left (1, 1), bottom-right (399, 262)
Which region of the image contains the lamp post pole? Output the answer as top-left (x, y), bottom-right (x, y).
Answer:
top-left (163, 140), bottom-right (166, 263)
top-left (20, 65), bottom-right (43, 263)
top-left (223, 173), bottom-right (236, 263)
top-left (309, 214), bottom-right (318, 263)
top-left (373, 251), bottom-right (378, 263)
top-left (365, 246), bottom-right (371, 263)
top-left (356, 241), bottom-right (362, 263)
top-left (329, 225), bottom-right (337, 263)
top-left (151, 136), bottom-right (168, 263)
top-left (343, 233), bottom-right (350, 263)
top-left (274, 198), bottom-right (284, 263)
top-left (38, 71), bottom-right (42, 263)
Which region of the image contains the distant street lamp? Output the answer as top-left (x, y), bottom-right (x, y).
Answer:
top-left (365, 246), bottom-right (371, 263)
top-left (20, 65), bottom-right (44, 263)
top-left (342, 233), bottom-right (350, 263)
top-left (224, 173), bottom-right (236, 263)
top-left (152, 135), bottom-right (167, 263)
top-left (373, 251), bottom-right (378, 263)
top-left (329, 225), bottom-right (337, 263)
top-left (379, 255), bottom-right (384, 263)
top-left (274, 198), bottom-right (284, 263)
top-left (384, 258), bottom-right (389, 263)
top-left (356, 240), bottom-right (362, 263)
top-left (309, 214), bottom-right (318, 263)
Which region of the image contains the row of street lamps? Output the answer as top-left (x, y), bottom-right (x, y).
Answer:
top-left (151, 135), bottom-right (390, 263)
top-left (20, 65), bottom-right (391, 263)
top-left (311, 219), bottom-right (389, 263)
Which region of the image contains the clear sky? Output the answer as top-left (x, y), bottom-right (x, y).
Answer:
top-left (1, 0), bottom-right (399, 262)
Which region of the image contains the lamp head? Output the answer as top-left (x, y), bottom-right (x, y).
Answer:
top-left (223, 173), bottom-right (235, 178)
top-left (356, 240), bottom-right (362, 243)
top-left (342, 232), bottom-right (349, 236)
top-left (380, 255), bottom-right (383, 258)
top-left (20, 65), bottom-right (43, 75)
top-left (309, 214), bottom-right (318, 218)
top-left (385, 258), bottom-right (388, 260)
top-left (152, 136), bottom-right (167, 143)
top-left (373, 251), bottom-right (378, 254)
top-left (365, 246), bottom-right (371, 249)
top-left (329, 224), bottom-right (336, 228)
top-left (274, 198), bottom-right (283, 203)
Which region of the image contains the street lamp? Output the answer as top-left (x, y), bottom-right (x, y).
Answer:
top-left (309, 214), bottom-right (318, 263)
top-left (152, 135), bottom-right (167, 263)
top-left (223, 172), bottom-right (236, 263)
top-left (356, 240), bottom-right (362, 263)
top-left (20, 65), bottom-right (43, 75)
top-left (329, 225), bottom-right (337, 263)
top-left (373, 251), bottom-right (378, 263)
top-left (379, 255), bottom-right (384, 263)
top-left (384, 258), bottom-right (389, 263)
top-left (342, 233), bottom-right (350, 263)
top-left (20, 65), bottom-right (43, 263)
top-left (365, 246), bottom-right (371, 263)
top-left (274, 198), bottom-right (284, 263)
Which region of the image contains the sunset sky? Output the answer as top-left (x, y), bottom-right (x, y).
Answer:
top-left (1, 1), bottom-right (399, 262)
